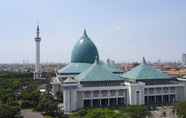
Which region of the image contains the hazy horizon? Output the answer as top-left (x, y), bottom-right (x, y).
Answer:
top-left (0, 0), bottom-right (186, 63)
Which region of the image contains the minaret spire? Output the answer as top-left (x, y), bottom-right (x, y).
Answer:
top-left (34, 24), bottom-right (42, 80)
top-left (35, 24), bottom-right (41, 42)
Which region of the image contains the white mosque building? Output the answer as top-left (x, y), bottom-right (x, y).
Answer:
top-left (51, 30), bottom-right (186, 114)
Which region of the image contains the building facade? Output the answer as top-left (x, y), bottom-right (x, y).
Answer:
top-left (182, 53), bottom-right (186, 66)
top-left (51, 30), bottom-right (186, 114)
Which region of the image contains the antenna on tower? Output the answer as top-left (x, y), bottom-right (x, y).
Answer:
top-left (36, 24), bottom-right (40, 38)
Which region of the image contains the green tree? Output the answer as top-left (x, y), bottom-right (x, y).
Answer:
top-left (123, 105), bottom-right (150, 118)
top-left (70, 109), bottom-right (88, 118)
top-left (0, 104), bottom-right (22, 118)
top-left (70, 108), bottom-right (126, 118)
top-left (35, 94), bottom-right (58, 116)
top-left (56, 91), bottom-right (63, 102)
top-left (86, 108), bottom-right (123, 118)
top-left (21, 90), bottom-right (40, 108)
top-left (176, 102), bottom-right (186, 118)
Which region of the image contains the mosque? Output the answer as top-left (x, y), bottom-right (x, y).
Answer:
top-left (51, 30), bottom-right (186, 114)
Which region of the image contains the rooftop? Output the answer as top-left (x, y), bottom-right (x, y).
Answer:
top-left (122, 57), bottom-right (171, 80)
top-left (76, 59), bottom-right (124, 82)
top-left (58, 63), bottom-right (91, 74)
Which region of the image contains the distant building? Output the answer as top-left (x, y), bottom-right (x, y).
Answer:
top-left (51, 30), bottom-right (186, 114)
top-left (182, 53), bottom-right (186, 65)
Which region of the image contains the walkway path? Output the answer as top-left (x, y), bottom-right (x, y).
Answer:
top-left (21, 109), bottom-right (44, 118)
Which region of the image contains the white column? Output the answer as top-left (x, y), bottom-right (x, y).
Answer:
top-left (125, 90), bottom-right (128, 105)
top-left (99, 99), bottom-right (101, 107)
top-left (161, 95), bottom-right (163, 104)
top-left (63, 84), bottom-right (78, 114)
top-left (116, 98), bottom-right (118, 105)
top-left (63, 87), bottom-right (70, 114)
top-left (90, 99), bottom-right (93, 107)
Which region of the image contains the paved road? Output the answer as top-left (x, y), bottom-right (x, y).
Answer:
top-left (21, 109), bottom-right (44, 118)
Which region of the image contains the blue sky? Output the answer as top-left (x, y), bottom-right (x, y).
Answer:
top-left (0, 0), bottom-right (186, 63)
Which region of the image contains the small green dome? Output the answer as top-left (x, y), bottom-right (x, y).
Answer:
top-left (71, 30), bottom-right (99, 64)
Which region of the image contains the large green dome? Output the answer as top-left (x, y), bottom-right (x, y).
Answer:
top-left (71, 30), bottom-right (99, 64)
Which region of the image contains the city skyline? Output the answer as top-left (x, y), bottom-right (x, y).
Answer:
top-left (0, 0), bottom-right (186, 63)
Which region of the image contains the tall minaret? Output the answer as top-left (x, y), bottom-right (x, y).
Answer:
top-left (34, 25), bottom-right (41, 80)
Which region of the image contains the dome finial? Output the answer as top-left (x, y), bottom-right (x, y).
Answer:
top-left (142, 57), bottom-right (147, 64)
top-left (83, 29), bottom-right (88, 38)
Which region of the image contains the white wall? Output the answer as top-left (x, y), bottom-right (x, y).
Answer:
top-left (125, 82), bottom-right (145, 105)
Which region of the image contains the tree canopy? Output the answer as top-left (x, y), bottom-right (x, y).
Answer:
top-left (0, 72), bottom-right (35, 118)
top-left (176, 101), bottom-right (186, 118)
top-left (70, 106), bottom-right (150, 118)
top-left (0, 103), bottom-right (22, 118)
